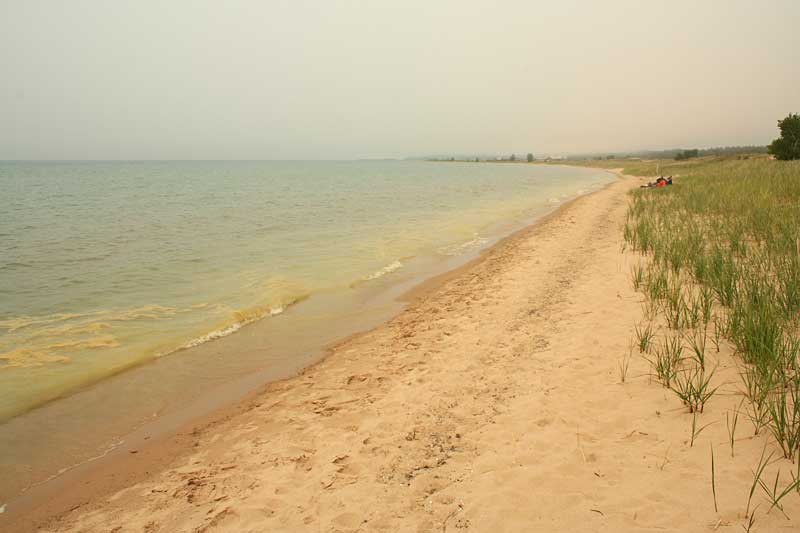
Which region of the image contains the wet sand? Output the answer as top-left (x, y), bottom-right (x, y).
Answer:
top-left (7, 171), bottom-right (800, 532)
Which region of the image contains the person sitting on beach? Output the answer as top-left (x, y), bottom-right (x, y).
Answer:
top-left (641, 177), bottom-right (661, 188)
top-left (641, 176), bottom-right (670, 188)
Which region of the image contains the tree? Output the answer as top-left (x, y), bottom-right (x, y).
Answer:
top-left (526, 153), bottom-right (534, 162)
top-left (509, 154), bottom-right (516, 161)
top-left (768, 113), bottom-right (800, 160)
top-left (675, 149), bottom-right (699, 161)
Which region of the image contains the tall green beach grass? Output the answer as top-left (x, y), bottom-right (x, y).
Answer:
top-left (622, 156), bottom-right (800, 459)
top-left (594, 154), bottom-right (800, 524)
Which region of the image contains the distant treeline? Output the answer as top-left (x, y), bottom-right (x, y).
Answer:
top-left (415, 145), bottom-right (769, 163)
top-left (568, 145), bottom-right (768, 161)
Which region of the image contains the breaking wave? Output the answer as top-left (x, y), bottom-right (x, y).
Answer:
top-left (438, 236), bottom-right (489, 256)
top-left (365, 260), bottom-right (403, 280)
top-left (180, 297), bottom-right (306, 351)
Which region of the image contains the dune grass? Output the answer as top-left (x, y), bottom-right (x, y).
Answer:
top-left (621, 157), bottom-right (800, 463)
top-left (615, 155), bottom-right (800, 524)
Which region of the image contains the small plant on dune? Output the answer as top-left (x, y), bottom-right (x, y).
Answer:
top-left (689, 410), bottom-right (714, 447)
top-left (634, 322), bottom-right (656, 354)
top-left (623, 220), bottom-right (633, 248)
top-left (642, 299), bottom-right (659, 321)
top-left (653, 335), bottom-right (683, 388)
top-left (664, 334), bottom-right (685, 365)
top-left (727, 400), bottom-right (743, 458)
top-left (739, 361), bottom-right (776, 436)
top-left (685, 292), bottom-right (702, 329)
top-left (742, 510), bottom-right (757, 533)
top-left (686, 327), bottom-right (709, 371)
top-left (619, 343), bottom-right (633, 383)
top-left (631, 262), bottom-right (645, 290)
top-left (699, 285), bottom-right (715, 326)
top-left (664, 282), bottom-right (687, 330)
top-left (746, 401), bottom-right (771, 438)
top-left (746, 447), bottom-right (772, 520)
top-left (707, 245), bottom-right (739, 308)
top-left (672, 364), bottom-right (718, 414)
top-left (711, 315), bottom-right (724, 353)
top-left (765, 373), bottom-right (800, 461)
top-left (790, 461), bottom-right (800, 497)
top-left (645, 267), bottom-right (669, 303)
top-left (759, 467), bottom-right (800, 519)
top-left (711, 443), bottom-right (718, 512)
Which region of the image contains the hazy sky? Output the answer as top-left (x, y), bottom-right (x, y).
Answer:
top-left (2, 1), bottom-right (798, 159)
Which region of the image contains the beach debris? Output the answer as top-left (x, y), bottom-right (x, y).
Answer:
top-left (0, 503), bottom-right (6, 514)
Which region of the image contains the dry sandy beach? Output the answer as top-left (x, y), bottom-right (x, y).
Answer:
top-left (10, 173), bottom-right (800, 532)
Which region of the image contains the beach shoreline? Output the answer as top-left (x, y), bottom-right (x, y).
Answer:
top-left (1, 160), bottom-right (609, 426)
top-left (18, 164), bottom-right (798, 532)
top-left (15, 167), bottom-right (800, 531)
top-left (1, 169), bottom-right (619, 532)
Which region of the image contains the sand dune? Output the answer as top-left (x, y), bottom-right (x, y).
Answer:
top-left (22, 173), bottom-right (800, 532)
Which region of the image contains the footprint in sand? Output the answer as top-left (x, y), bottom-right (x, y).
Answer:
top-left (332, 511), bottom-right (363, 530)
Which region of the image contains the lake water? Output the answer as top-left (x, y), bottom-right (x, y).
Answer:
top-left (0, 160), bottom-right (612, 424)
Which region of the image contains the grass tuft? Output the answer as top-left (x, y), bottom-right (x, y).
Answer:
top-left (634, 322), bottom-right (656, 354)
top-left (672, 364), bottom-right (718, 414)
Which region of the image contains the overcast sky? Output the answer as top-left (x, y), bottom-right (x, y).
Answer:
top-left (1, 1), bottom-right (798, 160)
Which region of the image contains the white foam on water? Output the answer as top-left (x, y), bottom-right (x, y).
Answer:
top-left (438, 236), bottom-right (489, 256)
top-left (365, 260), bottom-right (403, 280)
top-left (180, 305), bottom-right (287, 351)
top-left (182, 323), bottom-right (243, 350)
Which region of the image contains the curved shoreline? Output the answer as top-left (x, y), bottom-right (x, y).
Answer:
top-left (1, 165), bottom-right (611, 425)
top-left (1, 169), bottom-right (619, 532)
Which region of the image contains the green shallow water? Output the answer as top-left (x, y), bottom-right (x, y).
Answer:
top-left (0, 160), bottom-right (612, 420)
